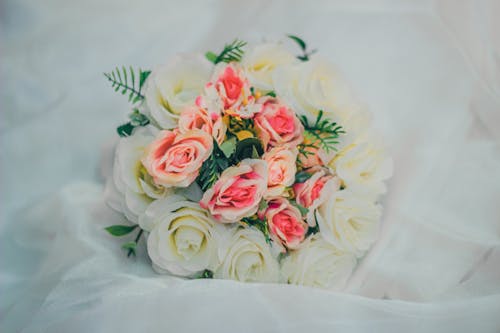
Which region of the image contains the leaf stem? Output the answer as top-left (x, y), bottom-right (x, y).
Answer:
top-left (128, 229), bottom-right (144, 257)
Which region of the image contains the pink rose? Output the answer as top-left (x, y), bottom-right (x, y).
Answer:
top-left (178, 100), bottom-right (226, 144)
top-left (254, 97), bottom-right (304, 150)
top-left (293, 167), bottom-right (340, 224)
top-left (205, 63), bottom-right (258, 118)
top-left (264, 197), bottom-right (308, 249)
top-left (200, 159), bottom-right (268, 223)
top-left (142, 129), bottom-right (213, 188)
top-left (262, 146), bottom-right (298, 197)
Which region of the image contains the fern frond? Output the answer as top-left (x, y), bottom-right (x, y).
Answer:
top-left (205, 39), bottom-right (247, 64)
top-left (298, 110), bottom-right (345, 159)
top-left (104, 67), bottom-right (151, 104)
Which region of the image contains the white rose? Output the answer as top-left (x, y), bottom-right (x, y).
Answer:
top-left (242, 43), bottom-right (296, 91)
top-left (317, 190), bottom-right (382, 256)
top-left (273, 57), bottom-right (364, 125)
top-left (104, 126), bottom-right (170, 224)
top-left (330, 132), bottom-right (393, 199)
top-left (144, 54), bottom-right (211, 129)
top-left (146, 196), bottom-right (220, 277)
top-left (216, 227), bottom-right (280, 283)
top-left (281, 235), bottom-right (356, 290)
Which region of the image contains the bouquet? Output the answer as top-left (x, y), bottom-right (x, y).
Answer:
top-left (103, 36), bottom-right (392, 290)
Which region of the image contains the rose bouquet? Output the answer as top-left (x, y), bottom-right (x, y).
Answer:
top-left (104, 36), bottom-right (392, 290)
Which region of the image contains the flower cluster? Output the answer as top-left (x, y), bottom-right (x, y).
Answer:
top-left (104, 37), bottom-right (392, 290)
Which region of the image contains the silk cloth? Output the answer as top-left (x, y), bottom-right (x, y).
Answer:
top-left (1, 0), bottom-right (499, 331)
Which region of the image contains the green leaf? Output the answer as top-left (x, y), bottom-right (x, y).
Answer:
top-left (139, 70), bottom-right (151, 89)
top-left (121, 241), bottom-right (137, 251)
top-left (196, 140), bottom-right (231, 191)
top-left (205, 51), bottom-right (218, 64)
top-left (295, 171), bottom-right (313, 183)
top-left (219, 136), bottom-right (237, 158)
top-left (129, 109), bottom-right (150, 126)
top-left (290, 200), bottom-right (309, 216)
top-left (105, 224), bottom-right (137, 236)
top-left (265, 91), bottom-right (276, 98)
top-left (197, 269), bottom-right (214, 279)
top-left (258, 199), bottom-right (269, 212)
top-left (122, 241), bottom-right (137, 257)
top-left (207, 39), bottom-right (247, 64)
top-left (287, 34), bottom-right (317, 62)
top-left (104, 67), bottom-right (150, 104)
top-left (116, 122), bottom-right (135, 137)
top-left (241, 216), bottom-right (271, 244)
top-left (298, 109), bottom-right (345, 157)
top-left (306, 224), bottom-right (319, 237)
top-left (288, 34), bottom-right (307, 51)
top-left (233, 138), bottom-right (264, 162)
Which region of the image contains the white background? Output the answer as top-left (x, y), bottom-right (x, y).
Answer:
top-left (1, 0), bottom-right (499, 332)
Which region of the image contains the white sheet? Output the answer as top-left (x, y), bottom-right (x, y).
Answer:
top-left (1, 0), bottom-right (499, 332)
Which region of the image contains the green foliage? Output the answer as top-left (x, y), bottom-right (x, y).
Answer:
top-left (233, 138), bottom-right (263, 162)
top-left (205, 39), bottom-right (247, 64)
top-left (290, 200), bottom-right (309, 216)
top-left (117, 109), bottom-right (150, 137)
top-left (298, 110), bottom-right (345, 162)
top-left (306, 224), bottom-right (319, 237)
top-left (305, 211), bottom-right (320, 237)
top-left (117, 123), bottom-right (135, 137)
top-left (105, 224), bottom-right (144, 257)
top-left (197, 269), bottom-right (214, 279)
top-left (126, 229), bottom-right (144, 257)
top-left (196, 136), bottom-right (266, 192)
top-left (196, 140), bottom-right (230, 192)
top-left (258, 199), bottom-right (269, 213)
top-left (121, 241), bottom-right (137, 256)
top-left (241, 215), bottom-right (271, 244)
top-left (219, 136), bottom-right (237, 158)
top-left (104, 66), bottom-right (151, 103)
top-left (105, 224), bottom-right (138, 236)
top-left (294, 171), bottom-right (313, 183)
top-left (287, 34), bottom-right (317, 62)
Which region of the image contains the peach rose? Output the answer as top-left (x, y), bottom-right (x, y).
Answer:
top-left (262, 146), bottom-right (298, 197)
top-left (142, 129), bottom-right (213, 188)
top-left (178, 99), bottom-right (226, 144)
top-left (254, 97), bottom-right (304, 150)
top-left (293, 167), bottom-right (340, 225)
top-left (264, 197), bottom-right (308, 249)
top-left (200, 159), bottom-right (268, 223)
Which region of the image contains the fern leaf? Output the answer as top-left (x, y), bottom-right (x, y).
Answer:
top-left (104, 67), bottom-right (151, 104)
top-left (205, 39), bottom-right (247, 64)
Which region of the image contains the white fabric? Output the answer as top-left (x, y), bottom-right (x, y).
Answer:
top-left (1, 0), bottom-right (499, 332)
